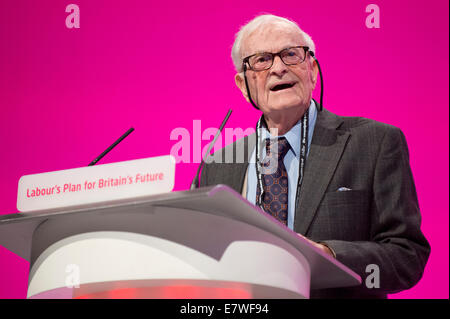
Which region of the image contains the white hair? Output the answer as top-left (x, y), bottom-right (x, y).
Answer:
top-left (231, 14), bottom-right (316, 72)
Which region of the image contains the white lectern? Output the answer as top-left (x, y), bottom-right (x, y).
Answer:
top-left (0, 185), bottom-right (361, 299)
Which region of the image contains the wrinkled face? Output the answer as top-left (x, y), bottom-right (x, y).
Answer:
top-left (236, 23), bottom-right (318, 117)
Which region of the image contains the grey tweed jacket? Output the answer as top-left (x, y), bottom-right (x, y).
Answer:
top-left (200, 107), bottom-right (430, 299)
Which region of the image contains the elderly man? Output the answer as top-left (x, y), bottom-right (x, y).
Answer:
top-left (200, 14), bottom-right (430, 298)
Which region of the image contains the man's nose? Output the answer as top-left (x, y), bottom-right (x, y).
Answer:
top-left (270, 55), bottom-right (288, 76)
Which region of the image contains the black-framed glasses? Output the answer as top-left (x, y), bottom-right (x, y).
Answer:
top-left (243, 46), bottom-right (310, 72)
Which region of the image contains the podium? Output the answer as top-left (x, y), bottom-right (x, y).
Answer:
top-left (0, 185), bottom-right (361, 299)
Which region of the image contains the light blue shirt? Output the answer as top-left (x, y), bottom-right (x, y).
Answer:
top-left (246, 100), bottom-right (318, 230)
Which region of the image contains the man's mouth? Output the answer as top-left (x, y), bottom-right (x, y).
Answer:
top-left (270, 82), bottom-right (296, 92)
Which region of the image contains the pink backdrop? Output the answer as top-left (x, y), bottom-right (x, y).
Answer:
top-left (0, 0), bottom-right (448, 299)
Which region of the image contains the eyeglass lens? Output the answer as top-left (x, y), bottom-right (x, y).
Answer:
top-left (249, 47), bottom-right (306, 71)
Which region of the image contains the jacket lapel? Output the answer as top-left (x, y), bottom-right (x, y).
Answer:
top-left (228, 132), bottom-right (256, 194)
top-left (293, 109), bottom-right (351, 235)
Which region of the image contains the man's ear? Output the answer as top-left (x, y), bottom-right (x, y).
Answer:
top-left (309, 57), bottom-right (319, 89)
top-left (235, 73), bottom-right (250, 103)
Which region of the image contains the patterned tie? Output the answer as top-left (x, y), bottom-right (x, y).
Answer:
top-left (256, 137), bottom-right (290, 225)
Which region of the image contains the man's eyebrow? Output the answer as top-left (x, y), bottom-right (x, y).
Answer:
top-left (254, 50), bottom-right (270, 54)
top-left (250, 46), bottom-right (298, 55)
top-left (245, 50), bottom-right (268, 56)
top-left (248, 49), bottom-right (276, 56)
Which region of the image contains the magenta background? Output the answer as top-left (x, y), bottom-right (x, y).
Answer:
top-left (0, 0), bottom-right (448, 299)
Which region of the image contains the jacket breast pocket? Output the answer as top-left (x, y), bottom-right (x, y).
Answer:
top-left (309, 190), bottom-right (371, 241)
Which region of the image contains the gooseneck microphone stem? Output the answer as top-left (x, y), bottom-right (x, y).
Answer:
top-left (190, 109), bottom-right (233, 189)
top-left (88, 127), bottom-right (135, 166)
top-left (243, 64), bottom-right (260, 110)
top-left (309, 51), bottom-right (324, 111)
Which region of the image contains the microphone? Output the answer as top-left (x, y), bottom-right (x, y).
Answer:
top-left (243, 63), bottom-right (260, 110)
top-left (88, 127), bottom-right (135, 166)
top-left (309, 51), bottom-right (324, 111)
top-left (190, 109), bottom-right (232, 190)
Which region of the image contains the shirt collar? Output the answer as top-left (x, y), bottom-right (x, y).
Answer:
top-left (261, 100), bottom-right (316, 159)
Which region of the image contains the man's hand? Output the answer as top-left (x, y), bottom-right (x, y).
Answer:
top-left (296, 233), bottom-right (335, 258)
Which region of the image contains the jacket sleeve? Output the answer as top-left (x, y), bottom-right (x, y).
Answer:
top-left (199, 161), bottom-right (210, 187)
top-left (321, 126), bottom-right (430, 295)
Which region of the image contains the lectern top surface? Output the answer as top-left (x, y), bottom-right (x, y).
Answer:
top-left (0, 185), bottom-right (361, 289)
